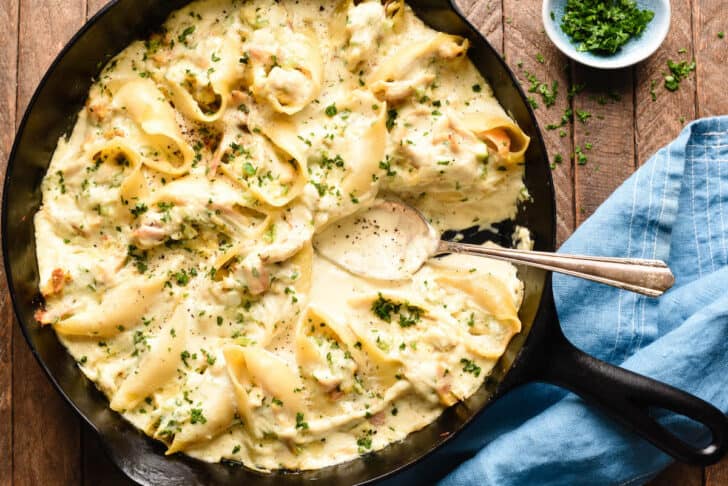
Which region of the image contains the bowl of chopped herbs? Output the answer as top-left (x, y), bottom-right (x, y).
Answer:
top-left (543, 0), bottom-right (671, 69)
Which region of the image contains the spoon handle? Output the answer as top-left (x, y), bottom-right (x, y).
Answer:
top-left (436, 242), bottom-right (675, 297)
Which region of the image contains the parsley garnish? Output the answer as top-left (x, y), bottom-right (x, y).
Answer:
top-left (190, 408), bottom-right (207, 425)
top-left (460, 358), bottom-right (482, 377)
top-left (130, 202), bottom-right (148, 218)
top-left (357, 436), bottom-right (372, 451)
top-left (663, 59), bottom-right (696, 92)
top-left (371, 294), bottom-right (423, 327)
top-left (295, 412), bottom-right (309, 430)
top-left (560, 0), bottom-right (654, 54)
top-left (386, 109), bottom-right (398, 130)
top-left (172, 269), bottom-right (190, 286)
top-left (178, 26), bottom-right (196, 45)
top-left (379, 157), bottom-right (396, 177)
top-left (324, 104), bottom-right (338, 117)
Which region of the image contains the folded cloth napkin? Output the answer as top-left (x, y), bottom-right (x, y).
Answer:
top-left (382, 116), bottom-right (728, 486)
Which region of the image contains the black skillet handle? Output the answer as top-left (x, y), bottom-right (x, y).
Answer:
top-left (525, 322), bottom-right (728, 466)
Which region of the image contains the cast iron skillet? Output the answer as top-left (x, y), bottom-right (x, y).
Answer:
top-left (4, 0), bottom-right (727, 484)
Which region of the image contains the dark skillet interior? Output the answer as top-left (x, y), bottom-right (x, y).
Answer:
top-left (2, 0), bottom-right (555, 484)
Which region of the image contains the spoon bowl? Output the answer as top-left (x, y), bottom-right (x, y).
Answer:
top-left (315, 200), bottom-right (675, 296)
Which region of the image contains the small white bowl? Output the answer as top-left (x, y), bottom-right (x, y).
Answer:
top-left (542, 0), bottom-right (671, 69)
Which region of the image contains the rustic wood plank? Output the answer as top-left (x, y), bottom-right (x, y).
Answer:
top-left (706, 457), bottom-right (728, 486)
top-left (635, 0), bottom-right (697, 166)
top-left (455, 0), bottom-right (503, 54)
top-left (651, 462), bottom-right (704, 486)
top-left (503, 0), bottom-right (575, 246)
top-left (693, 0), bottom-right (728, 117)
top-left (572, 65), bottom-right (635, 224)
top-left (0, 0), bottom-right (20, 484)
top-left (86, 0), bottom-right (107, 18)
top-left (13, 1), bottom-right (87, 485)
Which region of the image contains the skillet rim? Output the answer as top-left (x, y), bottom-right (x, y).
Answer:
top-left (1, 0), bottom-right (557, 483)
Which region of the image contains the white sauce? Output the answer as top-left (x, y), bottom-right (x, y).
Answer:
top-left (34, 0), bottom-right (530, 472)
top-left (314, 200), bottom-right (440, 280)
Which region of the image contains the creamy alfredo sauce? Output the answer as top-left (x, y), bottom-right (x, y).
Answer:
top-left (34, 0), bottom-right (530, 471)
top-left (314, 201), bottom-right (440, 280)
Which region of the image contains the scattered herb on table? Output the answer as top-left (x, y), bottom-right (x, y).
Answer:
top-left (575, 109), bottom-right (591, 123)
top-left (663, 59), bottom-right (696, 91)
top-left (718, 31), bottom-right (725, 39)
top-left (523, 71), bottom-right (558, 108)
top-left (575, 145), bottom-right (588, 165)
top-left (559, 0), bottom-right (655, 54)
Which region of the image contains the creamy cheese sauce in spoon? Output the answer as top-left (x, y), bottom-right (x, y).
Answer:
top-left (314, 200), bottom-right (440, 280)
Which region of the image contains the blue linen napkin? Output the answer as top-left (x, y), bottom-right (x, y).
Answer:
top-left (384, 116), bottom-right (728, 486)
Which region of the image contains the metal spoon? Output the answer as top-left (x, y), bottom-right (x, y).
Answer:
top-left (313, 200), bottom-right (675, 297)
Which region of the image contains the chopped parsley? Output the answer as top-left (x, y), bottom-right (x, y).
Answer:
top-left (357, 436), bottom-right (372, 451)
top-left (127, 245), bottom-right (148, 274)
top-left (190, 408), bottom-right (207, 425)
top-left (295, 412), bottom-right (309, 430)
top-left (371, 293), bottom-right (424, 327)
top-left (242, 162), bottom-right (256, 176)
top-left (575, 145), bottom-right (588, 165)
top-left (460, 358), bottom-right (482, 377)
top-left (471, 83), bottom-right (482, 92)
top-left (56, 171), bottom-right (66, 194)
top-left (130, 202), bottom-right (148, 218)
top-left (371, 294), bottom-right (398, 321)
top-left (523, 71), bottom-right (558, 108)
top-left (379, 158), bottom-right (397, 177)
top-left (560, 0), bottom-right (655, 54)
top-left (386, 108), bottom-right (398, 131)
top-left (172, 269), bottom-right (191, 286)
top-left (663, 59), bottom-right (696, 92)
top-left (324, 104), bottom-right (338, 117)
top-left (575, 109), bottom-right (591, 123)
top-left (178, 26), bottom-right (196, 45)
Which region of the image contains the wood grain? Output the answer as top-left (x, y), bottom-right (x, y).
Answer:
top-left (651, 462), bottom-right (704, 486)
top-left (706, 457), bottom-right (728, 486)
top-left (0, 0), bottom-right (19, 484)
top-left (572, 65), bottom-right (635, 224)
top-left (635, 0), bottom-right (697, 166)
top-left (455, 0), bottom-right (503, 54)
top-left (13, 1), bottom-right (86, 485)
top-left (693, 0), bottom-right (728, 117)
top-left (86, 0), bottom-right (107, 18)
top-left (1, 0), bottom-right (726, 485)
top-left (503, 0), bottom-right (575, 246)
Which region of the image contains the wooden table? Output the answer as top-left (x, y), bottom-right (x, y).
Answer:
top-left (0, 0), bottom-right (726, 484)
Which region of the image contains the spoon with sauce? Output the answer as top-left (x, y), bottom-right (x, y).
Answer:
top-left (313, 200), bottom-right (675, 297)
